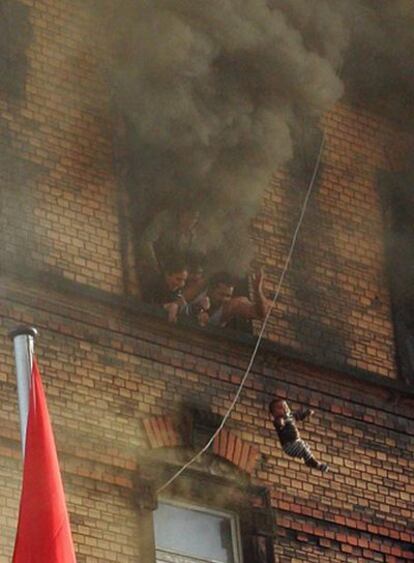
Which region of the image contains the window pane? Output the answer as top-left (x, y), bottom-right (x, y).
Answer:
top-left (154, 502), bottom-right (237, 563)
top-left (156, 550), bottom-right (214, 563)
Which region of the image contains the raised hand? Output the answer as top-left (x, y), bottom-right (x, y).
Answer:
top-left (252, 267), bottom-right (265, 294)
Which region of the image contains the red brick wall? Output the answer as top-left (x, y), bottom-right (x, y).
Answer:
top-left (0, 0), bottom-right (124, 294)
top-left (1, 2), bottom-right (412, 379)
top-left (0, 1), bottom-right (413, 562)
top-left (0, 282), bottom-right (413, 561)
top-left (253, 103), bottom-right (413, 379)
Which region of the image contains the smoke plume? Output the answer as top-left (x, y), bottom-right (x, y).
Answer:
top-left (100, 0), bottom-right (343, 272)
top-left (98, 0), bottom-right (414, 273)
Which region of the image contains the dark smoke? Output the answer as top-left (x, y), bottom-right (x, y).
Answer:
top-left (100, 0), bottom-right (343, 272)
top-left (343, 0), bottom-right (414, 122)
top-left (97, 0), bottom-right (414, 272)
top-left (282, 0), bottom-right (414, 123)
top-left (0, 0), bottom-right (32, 100)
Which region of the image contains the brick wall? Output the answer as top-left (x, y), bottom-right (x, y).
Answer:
top-left (0, 282), bottom-right (413, 561)
top-left (0, 1), bottom-right (413, 562)
top-left (0, 0), bottom-right (124, 294)
top-left (253, 104), bottom-right (413, 378)
top-left (1, 2), bottom-right (412, 378)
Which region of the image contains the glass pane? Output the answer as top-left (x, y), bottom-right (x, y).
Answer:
top-left (154, 503), bottom-right (236, 563)
top-left (156, 549), bottom-right (213, 563)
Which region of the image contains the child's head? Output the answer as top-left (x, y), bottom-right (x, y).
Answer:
top-left (269, 398), bottom-right (290, 418)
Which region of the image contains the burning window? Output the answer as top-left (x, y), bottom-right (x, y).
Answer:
top-left (154, 501), bottom-right (242, 563)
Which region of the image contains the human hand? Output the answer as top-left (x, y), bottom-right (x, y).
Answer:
top-left (196, 296), bottom-right (210, 327)
top-left (197, 310), bottom-right (210, 327)
top-left (252, 267), bottom-right (265, 293)
top-left (164, 302), bottom-right (179, 323)
top-left (198, 295), bottom-right (210, 311)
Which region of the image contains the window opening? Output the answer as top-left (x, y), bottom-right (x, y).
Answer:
top-left (379, 170), bottom-right (414, 383)
top-left (154, 501), bottom-right (243, 563)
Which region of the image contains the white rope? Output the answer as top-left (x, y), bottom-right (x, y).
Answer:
top-left (157, 134), bottom-right (326, 494)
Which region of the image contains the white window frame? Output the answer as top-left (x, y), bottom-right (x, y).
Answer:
top-left (154, 499), bottom-right (243, 563)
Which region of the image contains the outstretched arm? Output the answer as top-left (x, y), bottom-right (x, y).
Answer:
top-left (223, 268), bottom-right (271, 323)
top-left (252, 267), bottom-right (271, 319)
top-left (292, 408), bottom-right (314, 422)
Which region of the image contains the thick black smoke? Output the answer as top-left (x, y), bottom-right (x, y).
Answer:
top-left (344, 0), bottom-right (414, 122)
top-left (283, 0), bottom-right (414, 124)
top-left (98, 0), bottom-right (414, 272)
top-left (0, 0), bottom-right (31, 99)
top-left (100, 0), bottom-right (343, 272)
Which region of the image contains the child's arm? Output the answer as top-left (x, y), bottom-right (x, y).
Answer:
top-left (292, 408), bottom-right (314, 422)
top-left (272, 416), bottom-right (285, 429)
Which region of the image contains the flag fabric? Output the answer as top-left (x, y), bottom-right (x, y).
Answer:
top-left (13, 358), bottom-right (77, 562)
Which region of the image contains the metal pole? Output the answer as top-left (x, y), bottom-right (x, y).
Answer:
top-left (9, 326), bottom-right (38, 456)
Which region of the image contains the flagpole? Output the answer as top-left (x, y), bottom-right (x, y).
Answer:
top-left (9, 326), bottom-right (38, 456)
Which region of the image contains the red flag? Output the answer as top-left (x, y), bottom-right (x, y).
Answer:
top-left (13, 358), bottom-right (77, 562)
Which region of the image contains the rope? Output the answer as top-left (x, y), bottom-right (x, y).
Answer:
top-left (157, 134), bottom-right (326, 494)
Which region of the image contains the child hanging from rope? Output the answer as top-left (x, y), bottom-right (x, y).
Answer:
top-left (269, 398), bottom-right (329, 473)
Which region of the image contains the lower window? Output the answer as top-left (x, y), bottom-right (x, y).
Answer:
top-left (154, 501), bottom-right (243, 563)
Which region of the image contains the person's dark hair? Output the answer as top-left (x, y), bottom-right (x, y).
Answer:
top-left (162, 254), bottom-right (188, 276)
top-left (208, 271), bottom-right (237, 289)
top-left (269, 398), bottom-right (284, 413)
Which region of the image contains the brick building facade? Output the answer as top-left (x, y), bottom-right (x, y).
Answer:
top-left (0, 1), bottom-right (413, 562)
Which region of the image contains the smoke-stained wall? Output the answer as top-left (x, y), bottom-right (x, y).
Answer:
top-left (0, 0), bottom-right (124, 293)
top-left (0, 0), bottom-right (32, 99)
top-left (1, 0), bottom-right (413, 376)
top-left (101, 0), bottom-right (344, 272)
top-left (0, 2), bottom-right (413, 562)
top-left (379, 169), bottom-right (414, 383)
top-left (100, 0), bottom-right (414, 273)
top-left (0, 281), bottom-right (413, 561)
top-left (253, 105), bottom-right (413, 378)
